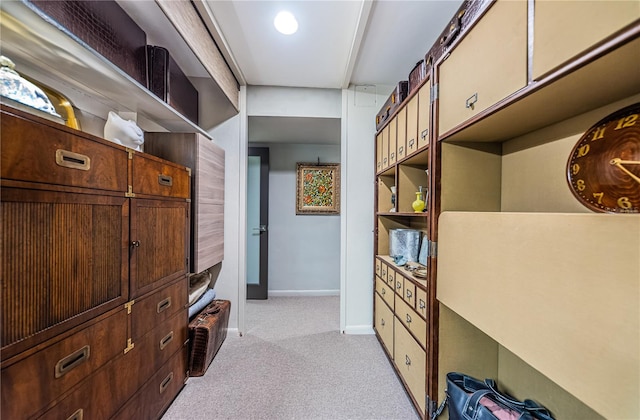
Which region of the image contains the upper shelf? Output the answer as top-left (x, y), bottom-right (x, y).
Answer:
top-left (0, 1), bottom-right (235, 137)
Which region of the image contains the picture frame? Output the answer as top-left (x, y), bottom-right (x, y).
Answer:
top-left (296, 162), bottom-right (340, 215)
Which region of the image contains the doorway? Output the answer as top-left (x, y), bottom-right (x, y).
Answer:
top-left (247, 147), bottom-right (269, 299)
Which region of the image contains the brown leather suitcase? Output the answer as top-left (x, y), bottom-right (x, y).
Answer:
top-left (375, 81), bottom-right (408, 131)
top-left (146, 45), bottom-right (199, 125)
top-left (188, 300), bottom-right (230, 377)
top-left (408, 60), bottom-right (427, 95)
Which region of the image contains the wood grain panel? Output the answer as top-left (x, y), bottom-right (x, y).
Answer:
top-left (132, 154), bottom-right (190, 199)
top-left (197, 137), bottom-right (225, 205)
top-left (194, 203), bottom-right (223, 273)
top-left (1, 189), bottom-right (128, 352)
top-left (155, 0), bottom-right (239, 110)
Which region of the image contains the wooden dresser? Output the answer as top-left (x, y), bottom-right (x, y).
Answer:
top-left (1, 104), bottom-right (191, 419)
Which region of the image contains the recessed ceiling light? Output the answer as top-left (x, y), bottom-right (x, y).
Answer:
top-left (274, 11), bottom-right (298, 35)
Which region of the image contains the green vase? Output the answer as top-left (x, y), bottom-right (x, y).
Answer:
top-left (412, 192), bottom-right (425, 213)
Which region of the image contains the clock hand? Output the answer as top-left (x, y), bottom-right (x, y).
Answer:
top-left (610, 158), bottom-right (640, 184)
top-left (610, 159), bottom-right (640, 165)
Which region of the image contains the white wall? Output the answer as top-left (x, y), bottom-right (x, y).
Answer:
top-left (340, 84), bottom-right (393, 334)
top-left (247, 86), bottom-right (341, 118)
top-left (260, 143), bottom-right (341, 295)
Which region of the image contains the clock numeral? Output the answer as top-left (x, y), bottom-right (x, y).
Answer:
top-left (617, 197), bottom-right (633, 209)
top-left (577, 144), bottom-right (590, 157)
top-left (590, 125), bottom-right (606, 141)
top-left (571, 163), bottom-right (580, 175)
top-left (576, 179), bottom-right (586, 191)
top-left (592, 192), bottom-right (604, 204)
top-left (614, 114), bottom-right (638, 130)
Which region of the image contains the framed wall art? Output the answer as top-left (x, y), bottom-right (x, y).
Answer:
top-left (296, 162), bottom-right (340, 215)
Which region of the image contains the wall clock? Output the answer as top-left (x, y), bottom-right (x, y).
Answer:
top-left (567, 102), bottom-right (640, 213)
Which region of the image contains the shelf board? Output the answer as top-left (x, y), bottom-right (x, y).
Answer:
top-left (0, 1), bottom-right (216, 137)
top-left (378, 212), bottom-right (429, 217)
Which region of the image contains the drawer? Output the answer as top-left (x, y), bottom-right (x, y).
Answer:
top-left (1, 309), bottom-right (127, 420)
top-left (113, 346), bottom-right (188, 420)
top-left (394, 318), bottom-right (426, 415)
top-left (397, 107), bottom-right (407, 161)
top-left (375, 258), bottom-right (382, 278)
top-left (438, 0), bottom-right (527, 135)
top-left (376, 133), bottom-right (383, 173)
top-left (386, 265), bottom-right (396, 287)
top-left (375, 276), bottom-right (394, 310)
top-left (1, 107), bottom-right (128, 192)
top-left (382, 125), bottom-right (389, 170)
top-left (389, 117), bottom-right (397, 165)
top-left (394, 275), bottom-right (404, 297)
top-left (131, 277), bottom-right (188, 340)
top-left (533, 1), bottom-right (639, 80)
top-left (380, 261), bottom-right (388, 282)
top-left (406, 94), bottom-right (419, 155)
top-left (403, 278), bottom-right (416, 308)
top-left (132, 153), bottom-right (190, 199)
top-left (415, 287), bottom-right (428, 320)
top-left (396, 295), bottom-right (427, 349)
top-left (374, 293), bottom-right (394, 357)
top-left (417, 83), bottom-right (430, 150)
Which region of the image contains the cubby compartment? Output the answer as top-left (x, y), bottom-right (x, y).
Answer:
top-left (376, 216), bottom-right (428, 260)
top-left (377, 172), bottom-right (396, 214)
top-left (398, 150), bottom-right (430, 214)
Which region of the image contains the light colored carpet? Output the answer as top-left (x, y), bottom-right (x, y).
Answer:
top-left (162, 296), bottom-right (420, 420)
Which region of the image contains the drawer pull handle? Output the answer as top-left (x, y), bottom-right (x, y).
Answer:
top-left (55, 149), bottom-right (91, 171)
top-left (421, 129), bottom-right (429, 139)
top-left (66, 409), bottom-right (83, 420)
top-left (419, 299), bottom-right (426, 310)
top-left (382, 270), bottom-right (386, 277)
top-left (55, 345), bottom-right (90, 378)
top-left (160, 331), bottom-right (174, 350)
top-left (157, 297), bottom-right (172, 313)
top-left (381, 288), bottom-right (385, 296)
top-left (396, 281), bottom-right (402, 290)
top-left (466, 93), bottom-right (478, 110)
top-left (406, 314), bottom-right (412, 324)
top-left (406, 290), bottom-right (413, 298)
top-left (405, 355), bottom-right (411, 366)
top-left (399, 146), bottom-right (404, 154)
top-left (377, 162), bottom-right (381, 169)
top-left (381, 318), bottom-right (385, 327)
top-left (160, 372), bottom-right (174, 394)
top-left (390, 152), bottom-right (395, 159)
top-left (409, 139), bottom-right (415, 147)
top-left (158, 174), bottom-right (173, 186)
top-left (383, 158), bottom-right (388, 165)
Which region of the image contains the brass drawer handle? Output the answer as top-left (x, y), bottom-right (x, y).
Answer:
top-left (406, 314), bottom-right (412, 324)
top-left (405, 355), bottom-right (411, 366)
top-left (158, 174), bottom-right (173, 186)
top-left (160, 372), bottom-right (174, 394)
top-left (55, 149), bottom-right (91, 171)
top-left (159, 331), bottom-right (174, 351)
top-left (466, 93), bottom-right (478, 110)
top-left (55, 345), bottom-right (90, 378)
top-left (421, 129), bottom-right (429, 139)
top-left (66, 409), bottom-right (83, 420)
top-left (406, 290), bottom-right (413, 299)
top-left (157, 297), bottom-right (172, 313)
top-left (419, 299), bottom-right (426, 310)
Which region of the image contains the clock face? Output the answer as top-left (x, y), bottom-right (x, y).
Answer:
top-left (567, 103), bottom-right (640, 213)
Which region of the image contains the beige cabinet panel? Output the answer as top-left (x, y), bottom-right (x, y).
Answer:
top-left (389, 117), bottom-right (398, 165)
top-left (397, 108), bottom-right (407, 161)
top-left (415, 287), bottom-right (427, 320)
top-left (376, 276), bottom-right (395, 310)
top-left (396, 294), bottom-right (427, 349)
top-left (406, 95), bottom-right (419, 155)
top-left (375, 257), bottom-right (382, 277)
top-left (438, 0), bottom-right (527, 136)
top-left (382, 126), bottom-right (389, 170)
top-left (375, 293), bottom-right (394, 357)
top-left (394, 318), bottom-right (426, 415)
top-left (417, 83), bottom-right (431, 149)
top-left (403, 277), bottom-right (416, 308)
top-left (386, 265), bottom-right (396, 287)
top-left (394, 276), bottom-right (403, 297)
top-left (376, 133), bottom-right (383, 173)
top-left (533, 1), bottom-right (640, 80)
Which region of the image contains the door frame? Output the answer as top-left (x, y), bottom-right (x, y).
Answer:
top-left (247, 147), bottom-right (269, 299)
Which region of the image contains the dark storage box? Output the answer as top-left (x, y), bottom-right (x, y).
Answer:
top-left (146, 45), bottom-right (199, 125)
top-left (27, 0), bottom-right (147, 87)
top-left (408, 60), bottom-right (427, 94)
top-left (188, 299), bottom-right (230, 376)
top-left (375, 81), bottom-right (408, 131)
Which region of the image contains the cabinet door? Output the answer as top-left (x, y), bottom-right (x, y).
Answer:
top-left (389, 117), bottom-right (398, 165)
top-left (406, 95), bottom-right (419, 155)
top-left (397, 107), bottom-right (407, 161)
top-left (438, 0), bottom-right (527, 136)
top-left (130, 199), bottom-right (189, 298)
top-left (533, 1), bottom-right (639, 80)
top-left (417, 83), bottom-right (431, 150)
top-left (382, 125), bottom-right (389, 170)
top-left (374, 293), bottom-right (394, 357)
top-left (1, 188), bottom-right (129, 358)
top-left (394, 317), bottom-right (426, 415)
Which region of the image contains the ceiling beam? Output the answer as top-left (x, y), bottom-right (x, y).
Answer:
top-left (341, 0), bottom-right (373, 89)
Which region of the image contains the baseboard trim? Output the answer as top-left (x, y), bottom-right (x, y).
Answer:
top-left (342, 325), bottom-right (374, 335)
top-left (268, 289), bottom-right (340, 297)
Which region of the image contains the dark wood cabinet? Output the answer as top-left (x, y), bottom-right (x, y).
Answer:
top-left (0, 104), bottom-right (190, 419)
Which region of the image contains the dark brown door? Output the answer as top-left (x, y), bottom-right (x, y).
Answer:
top-left (247, 147), bottom-right (269, 299)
